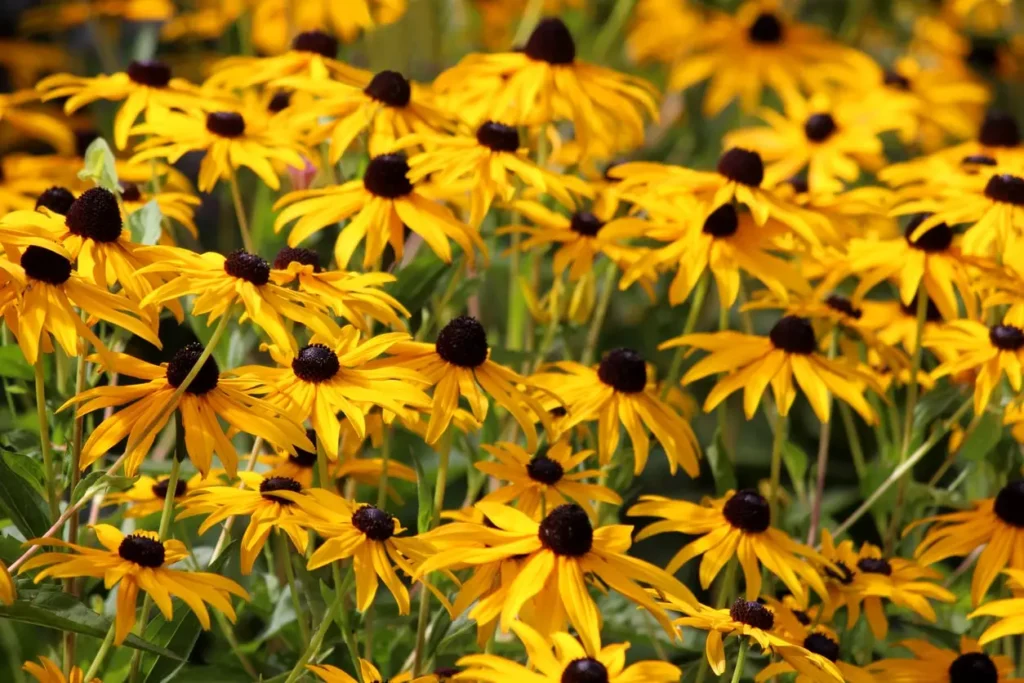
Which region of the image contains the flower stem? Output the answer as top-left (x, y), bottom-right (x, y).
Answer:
top-left (838, 402), bottom-right (866, 479)
top-left (580, 262), bottom-right (618, 366)
top-left (282, 589), bottom-right (343, 683)
top-left (279, 531), bottom-right (311, 644)
top-left (34, 360), bottom-right (59, 522)
top-left (768, 408), bottom-right (788, 527)
top-left (593, 0), bottom-right (636, 61)
top-left (377, 427), bottom-right (390, 510)
top-left (413, 433), bottom-right (452, 675)
top-left (807, 332), bottom-right (837, 545)
top-left (229, 173), bottom-right (254, 253)
top-left (82, 620), bottom-right (116, 681)
top-left (730, 639), bottom-right (749, 683)
top-left (660, 272), bottom-right (710, 399)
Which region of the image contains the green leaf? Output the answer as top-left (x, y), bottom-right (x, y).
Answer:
top-left (424, 602), bottom-right (452, 661)
top-left (72, 470), bottom-right (138, 504)
top-left (2, 450), bottom-right (45, 497)
top-left (959, 411), bottom-right (1003, 463)
top-left (128, 199), bottom-right (164, 245)
top-left (0, 452), bottom-right (50, 538)
top-left (0, 345), bottom-right (33, 380)
top-left (781, 441), bottom-right (809, 501)
top-left (77, 138), bottom-right (120, 191)
top-left (390, 256), bottom-right (447, 315)
top-left (0, 588), bottom-right (182, 660)
top-left (706, 430), bottom-right (737, 496)
top-left (410, 448), bottom-right (433, 534)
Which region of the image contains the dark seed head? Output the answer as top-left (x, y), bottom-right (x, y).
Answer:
top-left (723, 489), bottom-right (771, 532)
top-left (883, 70), bottom-right (911, 90)
top-left (21, 246), bottom-right (72, 285)
top-left (65, 187), bottom-right (122, 242)
top-left (994, 480), bottom-right (1024, 527)
top-left (804, 113), bottom-right (837, 142)
top-left (769, 316), bottom-right (816, 355)
top-left (434, 667), bottom-right (460, 681)
top-left (292, 344), bottom-right (341, 382)
top-left (803, 633), bottom-right (840, 662)
top-left (825, 295), bottom-right (862, 320)
top-left (949, 652), bottom-right (998, 683)
top-left (268, 91), bottom-right (291, 112)
top-left (989, 324), bottom-right (1024, 351)
top-left (363, 154), bottom-right (413, 198)
top-left (273, 246), bottom-right (322, 273)
top-left (539, 504), bottom-right (593, 556)
top-left (900, 296), bottom-right (942, 322)
top-left (126, 59), bottom-right (172, 87)
top-left (787, 177), bottom-right (810, 194)
top-left (476, 121), bottom-right (520, 152)
top-left (526, 454), bottom-right (564, 485)
top-left (351, 505), bottom-right (396, 541)
top-left (291, 30), bottom-right (338, 58)
top-left (35, 187), bottom-right (75, 214)
top-left (118, 533), bottom-right (166, 567)
top-left (151, 478), bottom-right (187, 499)
top-left (365, 70), bottom-right (412, 107)
top-left (570, 211), bottom-right (603, 237)
top-left (435, 316), bottom-right (489, 368)
top-left (717, 148), bottom-right (765, 187)
top-left (223, 249), bottom-right (271, 285)
top-left (729, 598), bottom-right (775, 630)
top-left (979, 111), bottom-right (1020, 147)
top-left (904, 213), bottom-right (953, 252)
top-left (793, 609), bottom-right (812, 625)
top-left (166, 342), bottom-right (220, 395)
top-left (524, 18), bottom-right (576, 65)
top-left (205, 111), bottom-right (246, 138)
top-left (983, 174), bottom-right (1024, 206)
top-left (550, 406), bottom-right (568, 417)
top-left (856, 557), bottom-right (892, 576)
top-left (597, 348), bottom-right (647, 393)
top-left (962, 154), bottom-right (997, 167)
top-left (561, 658), bottom-right (609, 683)
top-left (825, 560), bottom-right (855, 585)
top-left (120, 182), bottom-right (142, 203)
top-left (289, 430), bottom-right (318, 467)
top-left (260, 476), bottom-right (302, 503)
top-left (748, 12), bottom-right (784, 44)
top-left (967, 38), bottom-right (1000, 74)
top-left (702, 203), bottom-right (739, 237)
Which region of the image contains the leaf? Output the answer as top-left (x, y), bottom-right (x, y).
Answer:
top-left (390, 256), bottom-right (447, 315)
top-left (424, 602), bottom-right (452, 661)
top-left (410, 448), bottom-right (433, 534)
top-left (0, 345), bottom-right (33, 380)
top-left (959, 411), bottom-right (1003, 463)
top-left (0, 452), bottom-right (50, 538)
top-left (77, 138), bottom-right (120, 191)
top-left (781, 441), bottom-right (808, 501)
top-left (72, 470), bottom-right (138, 504)
top-left (128, 200), bottom-right (164, 246)
top-left (2, 450), bottom-right (45, 497)
top-left (0, 587), bottom-right (182, 659)
top-left (706, 430), bottom-right (736, 496)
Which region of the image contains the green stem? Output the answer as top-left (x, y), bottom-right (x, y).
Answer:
top-left (215, 610), bottom-right (258, 680)
top-left (807, 332), bottom-right (837, 546)
top-left (511, 0), bottom-right (545, 47)
top-left (283, 591), bottom-right (343, 683)
top-left (82, 620), bottom-right (116, 681)
top-left (506, 229), bottom-right (524, 352)
top-left (927, 407), bottom-right (987, 487)
top-left (413, 434), bottom-right (452, 674)
top-left (592, 0), bottom-right (636, 61)
top-left (229, 173), bottom-right (254, 253)
top-left (661, 272), bottom-right (710, 399)
top-left (34, 360), bottom-right (59, 522)
top-left (730, 640), bottom-right (749, 683)
top-left (279, 531), bottom-right (311, 645)
top-left (377, 427), bottom-right (390, 510)
top-left (581, 262), bottom-right (618, 366)
top-left (768, 408), bottom-right (788, 527)
top-left (838, 402), bottom-right (866, 479)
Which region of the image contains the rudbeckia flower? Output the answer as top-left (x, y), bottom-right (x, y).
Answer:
top-left (908, 480), bottom-right (1024, 604)
top-left (274, 153), bottom-right (485, 269)
top-left (433, 18), bottom-right (659, 156)
top-left (270, 487), bottom-right (437, 614)
top-left (869, 297), bottom-right (948, 352)
top-left (870, 636), bottom-right (1021, 683)
top-left (20, 525), bottom-right (247, 644)
top-left (415, 502), bottom-right (696, 655)
top-left (759, 622), bottom-right (874, 683)
top-left (137, 247), bottom-right (340, 353)
top-left (530, 348), bottom-right (700, 475)
top-left (177, 472), bottom-right (313, 574)
top-left (233, 327), bottom-right (431, 460)
top-left (120, 181), bottom-right (200, 242)
top-left (281, 69), bottom-right (452, 161)
top-left (477, 441), bottom-right (621, 520)
top-left (270, 246), bottom-right (408, 333)
top-left (665, 315), bottom-right (881, 423)
top-left (456, 621), bottom-right (682, 683)
top-left (0, 90), bottom-right (75, 155)
top-left (630, 489), bottom-right (829, 603)
top-left (62, 345), bottom-right (313, 476)
top-left (259, 431), bottom-right (417, 491)
top-left (23, 656), bottom-right (97, 683)
top-left (0, 188), bottom-right (78, 251)
top-left (309, 658), bottom-right (435, 683)
top-left (925, 317), bottom-right (1024, 414)
top-left (0, 559), bottom-right (14, 605)
top-left (660, 0), bottom-right (876, 116)
top-left (380, 316), bottom-right (553, 449)
top-left (969, 570), bottom-right (1024, 644)
top-left (104, 471), bottom-right (224, 518)
top-left (627, 0), bottom-right (706, 66)
top-left (670, 597), bottom-right (842, 682)
top-left (204, 30), bottom-right (365, 89)
top-left (248, 1), bottom-right (407, 54)
top-left (0, 245), bottom-right (160, 365)
top-left (130, 107), bottom-right (310, 192)
top-left (37, 60), bottom-right (205, 149)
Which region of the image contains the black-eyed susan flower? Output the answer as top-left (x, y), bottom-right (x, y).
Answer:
top-left (669, 596), bottom-right (842, 682)
top-left (204, 30), bottom-right (365, 89)
top-left (37, 60), bottom-right (205, 149)
top-left (104, 471), bottom-right (223, 518)
top-left (274, 153), bottom-right (485, 269)
top-left (23, 656), bottom-right (98, 683)
top-left (130, 107), bottom-right (310, 192)
top-left (969, 570), bottom-right (1024, 644)
top-left (455, 620), bottom-right (682, 683)
top-left (908, 480), bottom-right (1024, 604)
top-left (309, 658), bottom-right (436, 683)
top-left (62, 345), bottom-right (313, 476)
top-left (119, 181), bottom-right (200, 243)
top-left (925, 317), bottom-right (1024, 414)
top-left (270, 487), bottom-right (436, 614)
top-left (0, 90), bottom-right (75, 155)
top-left (281, 69), bottom-right (452, 160)
top-left (0, 559), bottom-right (13, 605)
top-left (433, 18), bottom-right (659, 156)
top-left (665, 315), bottom-right (881, 423)
top-left (20, 524), bottom-right (247, 644)
top-left (477, 440), bottom-right (620, 520)
top-left (627, 0), bottom-right (705, 67)
top-left (137, 247), bottom-right (340, 353)
top-left (759, 622), bottom-right (873, 683)
top-left (869, 636), bottom-right (1021, 683)
top-left (258, 431), bottom-right (417, 491)
top-left (630, 489), bottom-right (829, 604)
top-left (0, 188), bottom-right (78, 251)
top-left (0, 244), bottom-right (160, 365)
top-left (270, 246), bottom-right (408, 332)
top-left (380, 316), bottom-right (552, 449)
top-left (868, 297), bottom-right (948, 353)
top-left (177, 472), bottom-right (313, 574)
top-left (416, 502), bottom-right (696, 655)
top-left (530, 348), bottom-right (700, 475)
top-left (249, 1), bottom-right (407, 54)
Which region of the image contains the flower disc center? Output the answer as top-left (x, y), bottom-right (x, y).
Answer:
top-left (273, 246), bottom-right (322, 273)
top-left (539, 504), bottom-right (593, 556)
top-left (127, 59), bottom-right (172, 87)
top-left (291, 30), bottom-right (339, 58)
top-left (35, 187), bottom-right (75, 215)
top-left (260, 476), bottom-right (302, 503)
top-left (825, 560), bottom-right (855, 585)
top-left (436, 315), bottom-right (489, 368)
top-left (120, 182), bottom-right (142, 203)
top-left (904, 213), bottom-right (954, 252)
top-left (21, 246), bottom-right (72, 285)
top-left (118, 534), bottom-right (166, 568)
top-left (979, 112), bottom-right (1020, 147)
top-left (561, 658), bottom-right (609, 683)
top-left (65, 187), bottom-right (123, 242)
top-left (151, 479), bottom-right (187, 499)
top-left (703, 204), bottom-right (739, 237)
top-left (883, 70), bottom-right (911, 91)
top-left (527, 454), bottom-right (564, 485)
top-left (365, 70), bottom-right (412, 107)
top-left (994, 480), bottom-right (1024, 527)
top-left (949, 652), bottom-right (998, 683)
top-left (769, 315), bottom-right (816, 355)
top-left (289, 430), bottom-right (319, 467)
top-left (597, 348), bottom-right (647, 393)
top-left (989, 325), bottom-right (1024, 351)
top-left (804, 113), bottom-right (837, 142)
top-left (748, 12), bottom-right (784, 44)
top-left (729, 598), bottom-right (775, 630)
top-left (352, 505), bottom-right (395, 541)
top-left (983, 174), bottom-right (1024, 206)
top-left (524, 18), bottom-right (576, 65)
top-left (166, 342), bottom-right (220, 395)
top-left (206, 111), bottom-right (246, 138)
top-left (570, 211), bottom-right (604, 237)
top-left (825, 295), bottom-right (862, 320)
top-left (803, 633), bottom-right (840, 662)
top-left (856, 557), bottom-right (893, 576)
top-left (292, 344), bottom-right (341, 383)
top-left (723, 489), bottom-right (771, 532)
top-left (363, 154), bottom-right (414, 199)
top-left (476, 121), bottom-right (520, 152)
top-left (224, 249), bottom-right (271, 285)
top-left (717, 148), bottom-right (765, 187)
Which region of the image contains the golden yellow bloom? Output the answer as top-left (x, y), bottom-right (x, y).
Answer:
top-left (249, 1), bottom-right (407, 54)
top-left (23, 656), bottom-right (99, 683)
top-left (205, 30), bottom-right (365, 88)
top-left (627, 0), bottom-right (705, 66)
top-left (969, 569), bottom-right (1024, 644)
top-left (0, 40), bottom-right (68, 90)
top-left (0, 559), bottom-right (14, 605)
top-left (758, 621), bottom-right (874, 683)
top-left (104, 471), bottom-right (224, 518)
top-left (21, 524), bottom-right (247, 644)
top-left (0, 90), bottom-right (75, 155)
top-left (20, 0), bottom-right (173, 33)
top-left (869, 636), bottom-right (1021, 683)
top-left (309, 658), bottom-right (435, 683)
top-left (925, 317), bottom-right (1024, 414)
top-left (119, 181), bottom-right (200, 242)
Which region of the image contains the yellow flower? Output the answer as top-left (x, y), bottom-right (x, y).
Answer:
top-left (757, 622), bottom-right (874, 683)
top-left (119, 181), bottom-right (200, 242)
top-left (969, 569), bottom-right (1024, 644)
top-left (248, 1), bottom-right (407, 54)
top-left (204, 30), bottom-right (366, 88)
top-left (0, 90), bottom-right (75, 156)
top-left (20, 0), bottom-right (174, 33)
top-left (104, 471), bottom-right (224, 518)
top-left (869, 636), bottom-right (1021, 683)
top-left (309, 658), bottom-right (435, 683)
top-left (630, 489), bottom-right (829, 604)
top-left (21, 524), bottom-right (247, 644)
top-left (627, 0), bottom-right (706, 66)
top-left (0, 559), bottom-right (14, 605)
top-left (23, 656), bottom-right (99, 683)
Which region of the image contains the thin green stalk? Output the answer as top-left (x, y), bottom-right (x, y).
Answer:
top-left (1, 328), bottom-right (17, 415)
top-left (927, 407), bottom-right (987, 487)
top-left (83, 620), bottom-right (116, 681)
top-left (283, 591), bottom-right (344, 683)
top-left (531, 318), bottom-right (560, 373)
top-left (661, 272), bottom-right (710, 399)
top-left (377, 427), bottom-right (390, 510)
top-left (229, 173), bottom-right (254, 253)
top-left (511, 0), bottom-right (544, 46)
top-left (64, 345), bottom-right (90, 675)
top-left (279, 531), bottom-right (311, 644)
top-left (34, 360), bottom-right (59, 522)
top-left (214, 610), bottom-right (258, 680)
top-left (506, 229), bottom-right (525, 351)
top-left (807, 332), bottom-right (837, 546)
top-left (838, 402), bottom-right (866, 479)
top-left (581, 262), bottom-right (618, 366)
top-left (768, 408), bottom-right (788, 527)
top-left (730, 640), bottom-right (749, 683)
top-left (592, 0), bottom-right (636, 61)
top-left (413, 434), bottom-right (452, 674)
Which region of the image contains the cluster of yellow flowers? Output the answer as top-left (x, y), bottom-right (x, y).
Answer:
top-left (0, 0), bottom-right (1023, 682)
